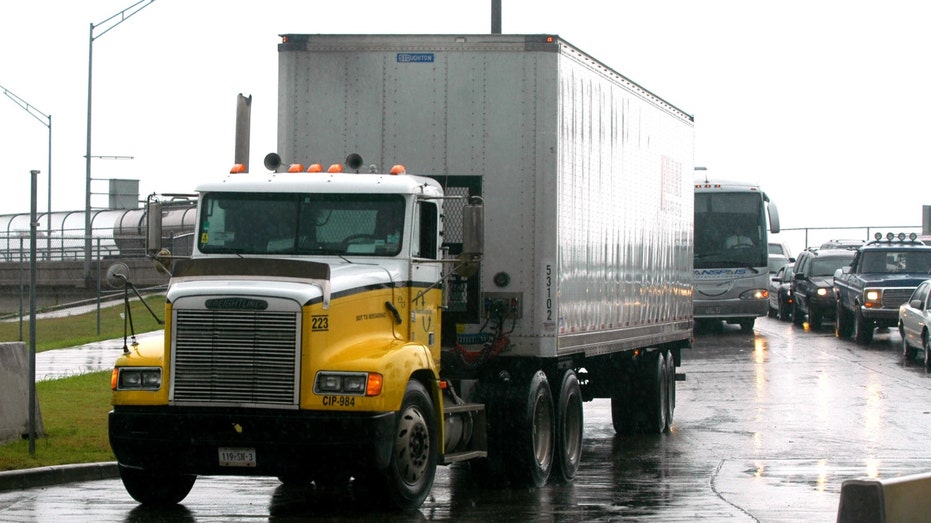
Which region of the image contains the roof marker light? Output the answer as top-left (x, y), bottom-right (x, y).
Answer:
top-left (230, 164), bottom-right (247, 174)
top-left (389, 164), bottom-right (406, 175)
top-left (328, 164), bottom-right (343, 173)
top-left (287, 164), bottom-right (305, 173)
top-left (307, 163), bottom-right (323, 173)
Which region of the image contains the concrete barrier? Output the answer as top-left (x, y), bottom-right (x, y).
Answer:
top-left (836, 472), bottom-right (931, 523)
top-left (0, 342), bottom-right (44, 444)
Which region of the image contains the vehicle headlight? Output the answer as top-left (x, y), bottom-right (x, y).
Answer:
top-left (314, 371), bottom-right (382, 396)
top-left (740, 289), bottom-right (768, 300)
top-left (816, 288), bottom-right (832, 297)
top-left (112, 367), bottom-right (161, 391)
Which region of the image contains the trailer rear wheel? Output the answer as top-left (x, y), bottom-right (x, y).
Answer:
top-left (664, 350), bottom-right (676, 429)
top-left (552, 369), bottom-right (583, 482)
top-left (646, 350), bottom-right (669, 434)
top-left (118, 465), bottom-right (196, 505)
top-left (611, 350), bottom-right (670, 434)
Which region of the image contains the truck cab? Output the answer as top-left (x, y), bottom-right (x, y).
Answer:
top-left (834, 233), bottom-right (931, 344)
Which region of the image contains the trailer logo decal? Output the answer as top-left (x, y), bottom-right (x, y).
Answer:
top-left (397, 53), bottom-right (434, 63)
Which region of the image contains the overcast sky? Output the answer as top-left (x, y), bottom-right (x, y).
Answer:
top-left (2, 0), bottom-right (929, 250)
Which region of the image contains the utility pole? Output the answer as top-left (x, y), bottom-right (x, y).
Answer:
top-left (84, 0), bottom-right (156, 279)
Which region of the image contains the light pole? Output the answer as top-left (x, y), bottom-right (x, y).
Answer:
top-left (2, 85), bottom-right (51, 254)
top-left (84, 0), bottom-right (155, 279)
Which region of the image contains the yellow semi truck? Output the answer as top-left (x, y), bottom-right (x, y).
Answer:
top-left (109, 34), bottom-right (695, 509)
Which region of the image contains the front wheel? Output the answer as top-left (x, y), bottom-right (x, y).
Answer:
top-left (364, 380), bottom-right (437, 510)
top-left (835, 300), bottom-right (853, 338)
top-left (118, 465), bottom-right (196, 505)
top-left (738, 318), bottom-right (755, 332)
top-left (854, 307), bottom-right (874, 345)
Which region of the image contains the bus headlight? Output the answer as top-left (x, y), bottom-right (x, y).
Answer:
top-left (740, 289), bottom-right (768, 300)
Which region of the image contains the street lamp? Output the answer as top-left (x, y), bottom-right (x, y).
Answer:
top-left (84, 0), bottom-right (155, 279)
top-left (1, 85), bottom-right (51, 254)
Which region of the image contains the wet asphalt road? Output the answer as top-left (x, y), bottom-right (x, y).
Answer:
top-left (4, 316), bottom-right (931, 521)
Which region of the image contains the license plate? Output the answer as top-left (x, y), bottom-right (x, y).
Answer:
top-left (219, 447), bottom-right (256, 467)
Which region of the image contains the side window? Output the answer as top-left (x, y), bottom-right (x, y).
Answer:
top-left (414, 201), bottom-right (438, 259)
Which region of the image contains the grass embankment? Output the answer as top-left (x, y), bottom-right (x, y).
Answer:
top-left (0, 296), bottom-right (165, 471)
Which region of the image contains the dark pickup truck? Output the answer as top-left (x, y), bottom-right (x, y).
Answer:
top-left (834, 233), bottom-right (931, 344)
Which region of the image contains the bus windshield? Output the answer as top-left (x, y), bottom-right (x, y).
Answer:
top-left (694, 192), bottom-right (767, 269)
top-left (197, 192), bottom-right (406, 256)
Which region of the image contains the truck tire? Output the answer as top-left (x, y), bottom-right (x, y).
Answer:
top-left (511, 370), bottom-right (555, 488)
top-left (835, 300), bottom-right (853, 338)
top-left (118, 465), bottom-right (196, 505)
top-left (610, 350), bottom-right (670, 434)
top-left (646, 350), bottom-right (669, 434)
top-left (362, 380), bottom-right (437, 509)
top-left (552, 369), bottom-right (583, 483)
top-left (664, 350), bottom-right (676, 429)
top-left (853, 307), bottom-right (874, 345)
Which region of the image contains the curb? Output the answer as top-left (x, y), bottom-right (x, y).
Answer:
top-left (0, 462), bottom-right (119, 492)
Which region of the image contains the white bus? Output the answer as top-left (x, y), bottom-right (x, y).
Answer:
top-left (693, 178), bottom-right (781, 331)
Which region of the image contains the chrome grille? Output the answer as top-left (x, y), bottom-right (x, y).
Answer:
top-left (171, 309), bottom-right (300, 407)
top-left (882, 288), bottom-right (914, 308)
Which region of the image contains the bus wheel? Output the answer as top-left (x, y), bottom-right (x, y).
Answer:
top-left (119, 465), bottom-right (196, 505)
top-left (552, 369), bottom-right (583, 482)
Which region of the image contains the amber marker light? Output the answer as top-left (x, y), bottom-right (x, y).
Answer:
top-left (230, 164), bottom-right (247, 174)
top-left (111, 368), bottom-right (119, 390)
top-left (367, 373), bottom-right (384, 396)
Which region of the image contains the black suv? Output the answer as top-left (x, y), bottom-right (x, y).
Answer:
top-left (834, 233), bottom-right (931, 344)
top-left (792, 247), bottom-right (857, 329)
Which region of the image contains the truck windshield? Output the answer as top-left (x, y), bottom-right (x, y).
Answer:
top-left (198, 192), bottom-right (405, 256)
top-left (858, 250), bottom-right (931, 274)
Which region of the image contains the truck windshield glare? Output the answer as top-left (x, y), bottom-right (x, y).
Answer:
top-left (198, 192), bottom-right (405, 256)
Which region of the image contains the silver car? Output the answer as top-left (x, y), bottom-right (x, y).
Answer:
top-left (898, 279), bottom-right (931, 369)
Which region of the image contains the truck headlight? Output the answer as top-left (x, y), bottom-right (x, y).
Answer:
top-left (314, 371), bottom-right (382, 396)
top-left (112, 367), bottom-right (162, 391)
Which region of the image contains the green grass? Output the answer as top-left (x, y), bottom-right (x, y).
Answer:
top-left (0, 371), bottom-right (114, 470)
top-left (0, 295), bottom-right (166, 352)
top-left (0, 295), bottom-right (166, 470)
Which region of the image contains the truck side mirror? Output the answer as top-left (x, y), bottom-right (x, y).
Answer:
top-left (461, 197), bottom-right (484, 259)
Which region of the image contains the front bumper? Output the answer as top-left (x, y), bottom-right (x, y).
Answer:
top-left (109, 406), bottom-right (396, 477)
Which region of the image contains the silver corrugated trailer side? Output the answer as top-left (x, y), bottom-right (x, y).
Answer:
top-left (277, 34), bottom-right (694, 359)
